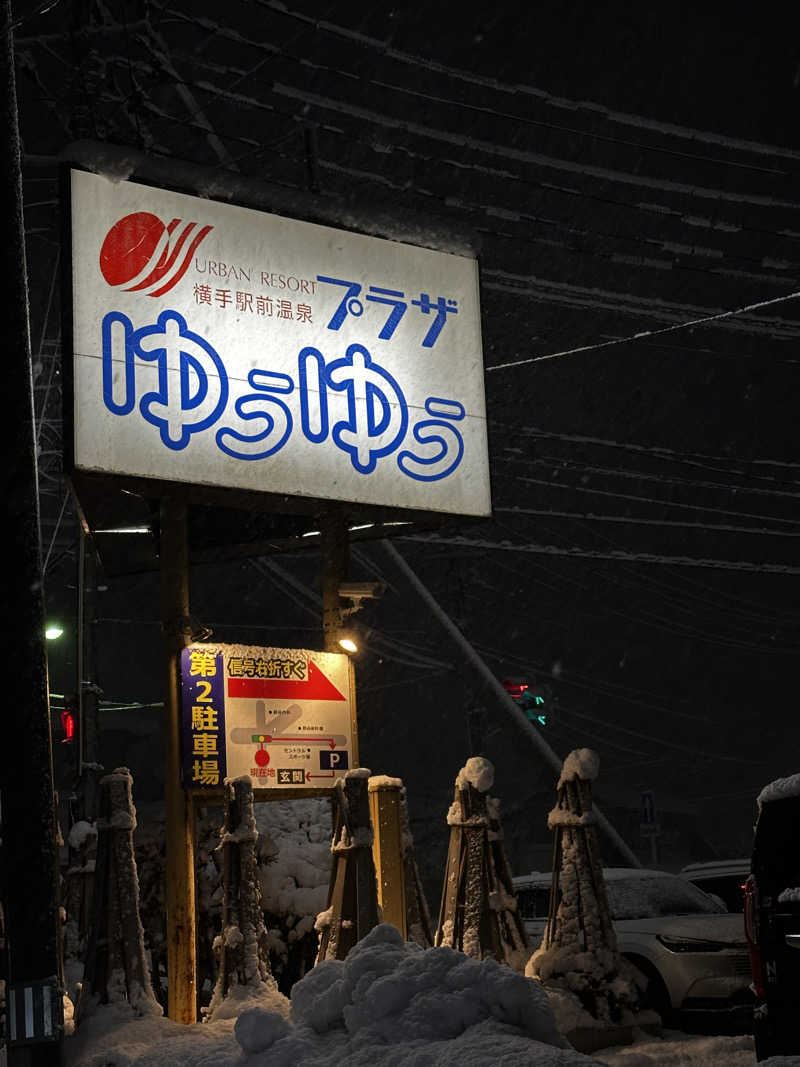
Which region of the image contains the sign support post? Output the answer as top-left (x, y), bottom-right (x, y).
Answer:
top-left (160, 497), bottom-right (197, 1023)
top-left (368, 778), bottom-right (407, 938)
top-left (321, 509), bottom-right (349, 653)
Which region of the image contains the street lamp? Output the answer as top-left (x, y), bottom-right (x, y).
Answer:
top-left (45, 623), bottom-right (64, 640)
top-left (338, 632), bottom-right (359, 654)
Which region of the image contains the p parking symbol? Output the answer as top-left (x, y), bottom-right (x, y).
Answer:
top-left (320, 750), bottom-right (349, 770)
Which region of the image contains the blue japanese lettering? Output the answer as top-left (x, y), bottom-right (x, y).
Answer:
top-left (411, 294), bottom-right (458, 348)
top-left (316, 276), bottom-right (363, 330)
top-left (215, 369), bottom-right (293, 460)
top-left (102, 309), bottom-right (228, 450)
top-left (398, 398), bottom-right (465, 481)
top-left (326, 343), bottom-right (408, 474)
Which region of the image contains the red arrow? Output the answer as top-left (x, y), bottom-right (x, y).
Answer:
top-left (306, 770), bottom-right (335, 781)
top-left (278, 735), bottom-right (336, 749)
top-left (227, 660), bottom-right (345, 701)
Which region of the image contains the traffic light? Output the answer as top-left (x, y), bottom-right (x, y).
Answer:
top-left (60, 708), bottom-right (75, 742)
top-left (501, 677), bottom-right (552, 726)
top-left (520, 687), bottom-right (549, 726)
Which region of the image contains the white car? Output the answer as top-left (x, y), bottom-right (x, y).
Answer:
top-left (680, 859), bottom-right (750, 913)
top-left (513, 867), bottom-right (753, 1022)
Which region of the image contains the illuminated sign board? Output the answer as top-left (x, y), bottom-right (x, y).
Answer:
top-left (180, 643), bottom-right (356, 791)
top-left (70, 169), bottom-right (490, 517)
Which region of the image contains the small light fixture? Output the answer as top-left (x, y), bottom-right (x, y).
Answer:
top-left (338, 633), bottom-right (358, 654)
top-left (45, 624), bottom-right (64, 640)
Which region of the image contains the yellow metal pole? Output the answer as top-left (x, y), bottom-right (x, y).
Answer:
top-left (368, 777), bottom-right (407, 938)
top-left (160, 497), bottom-right (197, 1022)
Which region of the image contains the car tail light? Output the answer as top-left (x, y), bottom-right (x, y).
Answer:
top-left (744, 873), bottom-right (766, 998)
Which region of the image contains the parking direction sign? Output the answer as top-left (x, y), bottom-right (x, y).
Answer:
top-left (181, 643), bottom-right (356, 791)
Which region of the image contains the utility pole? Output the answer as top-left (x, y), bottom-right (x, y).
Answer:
top-left (320, 508), bottom-right (349, 652)
top-left (382, 541), bottom-right (641, 869)
top-left (1, 1), bottom-right (64, 1060)
top-left (76, 527), bottom-right (102, 821)
top-left (160, 497), bottom-right (197, 1022)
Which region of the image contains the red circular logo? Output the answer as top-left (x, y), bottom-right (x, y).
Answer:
top-left (98, 212), bottom-right (213, 297)
top-left (254, 749), bottom-right (270, 767)
top-left (99, 212), bottom-right (165, 287)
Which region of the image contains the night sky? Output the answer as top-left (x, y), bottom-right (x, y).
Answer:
top-left (16, 0), bottom-right (800, 895)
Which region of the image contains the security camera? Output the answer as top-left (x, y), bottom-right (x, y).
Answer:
top-left (338, 581), bottom-right (386, 602)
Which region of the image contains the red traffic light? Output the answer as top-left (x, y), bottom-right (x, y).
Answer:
top-left (501, 678), bottom-right (529, 701)
top-left (60, 709), bottom-right (75, 742)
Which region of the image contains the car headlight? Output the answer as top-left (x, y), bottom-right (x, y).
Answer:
top-left (657, 934), bottom-right (728, 953)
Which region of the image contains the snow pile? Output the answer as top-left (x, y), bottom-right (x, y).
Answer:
top-left (595, 1028), bottom-right (756, 1065)
top-left (757, 772), bottom-right (800, 809)
top-left (253, 797), bottom-right (332, 981)
top-left (233, 923), bottom-right (598, 1065)
top-left (63, 924), bottom-right (606, 1065)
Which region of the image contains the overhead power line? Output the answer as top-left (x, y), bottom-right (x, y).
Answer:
top-left (486, 288), bottom-right (800, 371)
top-left (401, 534), bottom-right (800, 576)
top-left (259, 0), bottom-right (800, 168)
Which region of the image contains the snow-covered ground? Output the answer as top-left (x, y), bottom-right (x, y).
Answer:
top-left (57, 921), bottom-right (796, 1066)
top-left (42, 767), bottom-right (800, 1065)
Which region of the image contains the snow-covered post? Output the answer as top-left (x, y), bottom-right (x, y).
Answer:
top-left (436, 757), bottom-right (528, 966)
top-left (399, 784), bottom-right (434, 948)
top-left (206, 776), bottom-right (272, 1018)
top-left (544, 750), bottom-right (616, 956)
top-left (315, 769), bottom-right (380, 962)
top-left (79, 767), bottom-right (161, 1020)
top-left (64, 819), bottom-right (98, 942)
top-left (527, 749), bottom-right (640, 1032)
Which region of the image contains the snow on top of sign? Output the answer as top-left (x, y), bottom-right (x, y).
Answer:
top-left (757, 772), bottom-right (800, 809)
top-left (333, 208), bottom-right (476, 258)
top-left (557, 749), bottom-right (600, 789)
top-left (344, 767), bottom-right (372, 780)
top-left (67, 146), bottom-right (138, 183)
top-left (187, 642), bottom-right (323, 660)
top-left (456, 756), bottom-right (494, 793)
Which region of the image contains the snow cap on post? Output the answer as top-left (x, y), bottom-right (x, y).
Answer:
top-left (456, 756), bottom-right (494, 793)
top-left (557, 748), bottom-right (599, 790)
top-left (344, 767), bottom-right (372, 780)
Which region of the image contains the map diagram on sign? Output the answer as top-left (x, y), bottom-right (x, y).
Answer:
top-left (215, 644), bottom-right (355, 789)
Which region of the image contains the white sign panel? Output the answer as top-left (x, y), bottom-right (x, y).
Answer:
top-left (70, 169), bottom-right (491, 516)
top-left (181, 643), bottom-right (356, 791)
